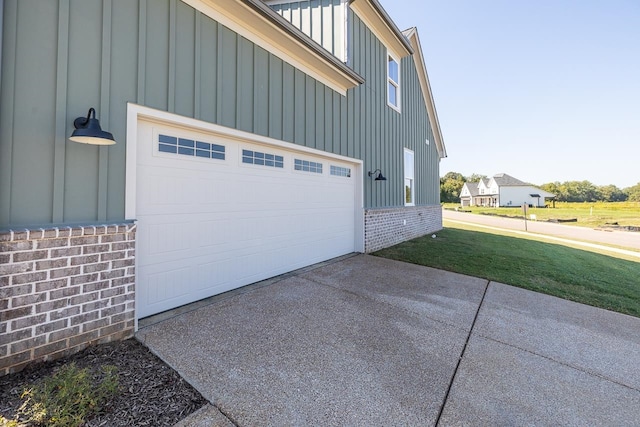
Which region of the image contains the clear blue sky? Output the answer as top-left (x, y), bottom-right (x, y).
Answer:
top-left (379, 0), bottom-right (640, 188)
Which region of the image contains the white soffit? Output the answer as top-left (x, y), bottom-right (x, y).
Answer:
top-left (349, 0), bottom-right (412, 60)
top-left (183, 0), bottom-right (363, 96)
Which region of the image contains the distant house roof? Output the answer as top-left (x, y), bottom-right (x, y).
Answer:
top-left (492, 173), bottom-right (528, 187)
top-left (460, 173), bottom-right (555, 200)
top-left (460, 182), bottom-right (480, 197)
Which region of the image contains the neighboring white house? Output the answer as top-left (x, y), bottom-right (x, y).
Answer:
top-left (460, 173), bottom-right (555, 207)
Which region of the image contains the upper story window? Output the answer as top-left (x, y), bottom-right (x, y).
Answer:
top-left (388, 54), bottom-right (400, 111)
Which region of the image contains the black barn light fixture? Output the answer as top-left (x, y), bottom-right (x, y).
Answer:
top-left (368, 169), bottom-right (387, 181)
top-left (69, 108), bottom-right (116, 145)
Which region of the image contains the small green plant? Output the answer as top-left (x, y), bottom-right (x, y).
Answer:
top-left (16, 363), bottom-right (119, 427)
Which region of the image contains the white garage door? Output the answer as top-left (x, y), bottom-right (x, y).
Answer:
top-left (135, 119), bottom-right (358, 318)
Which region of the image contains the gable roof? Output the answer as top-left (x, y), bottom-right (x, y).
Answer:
top-left (402, 27), bottom-right (446, 159)
top-left (477, 177), bottom-right (489, 188)
top-left (460, 182), bottom-right (480, 197)
top-left (492, 173), bottom-right (528, 187)
top-left (350, 0), bottom-right (413, 59)
top-left (186, 0), bottom-right (364, 95)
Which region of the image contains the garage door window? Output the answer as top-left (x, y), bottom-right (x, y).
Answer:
top-left (242, 149), bottom-right (284, 168)
top-left (330, 165), bottom-right (351, 177)
top-left (158, 134), bottom-right (225, 160)
top-left (294, 159), bottom-right (323, 174)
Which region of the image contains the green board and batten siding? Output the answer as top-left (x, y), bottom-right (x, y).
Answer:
top-left (349, 12), bottom-right (439, 209)
top-left (269, 0), bottom-right (347, 61)
top-left (0, 0), bottom-right (439, 228)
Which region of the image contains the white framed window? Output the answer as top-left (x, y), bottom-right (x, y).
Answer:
top-left (242, 149), bottom-right (284, 168)
top-left (387, 54), bottom-right (400, 111)
top-left (294, 158), bottom-right (323, 174)
top-left (156, 133), bottom-right (225, 162)
top-left (404, 148), bottom-right (414, 205)
top-left (330, 165), bottom-right (351, 178)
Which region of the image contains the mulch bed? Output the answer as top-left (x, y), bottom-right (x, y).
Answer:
top-left (0, 339), bottom-right (208, 426)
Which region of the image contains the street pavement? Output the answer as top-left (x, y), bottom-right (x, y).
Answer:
top-left (443, 208), bottom-right (640, 250)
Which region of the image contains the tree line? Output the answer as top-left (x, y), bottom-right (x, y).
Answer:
top-left (440, 172), bottom-right (640, 203)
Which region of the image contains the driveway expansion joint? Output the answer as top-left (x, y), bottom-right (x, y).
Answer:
top-left (435, 279), bottom-right (490, 426)
top-left (476, 333), bottom-right (640, 393)
top-left (214, 404), bottom-right (241, 427)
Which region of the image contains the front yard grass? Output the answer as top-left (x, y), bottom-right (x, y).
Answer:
top-left (373, 225), bottom-right (640, 318)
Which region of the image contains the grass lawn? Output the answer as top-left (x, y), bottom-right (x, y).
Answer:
top-left (442, 201), bottom-right (640, 228)
top-left (373, 223), bottom-right (640, 318)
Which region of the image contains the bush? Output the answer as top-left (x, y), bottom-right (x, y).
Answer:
top-left (14, 363), bottom-right (118, 427)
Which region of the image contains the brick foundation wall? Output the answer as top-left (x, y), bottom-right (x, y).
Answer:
top-left (0, 224), bottom-right (136, 376)
top-left (364, 205), bottom-right (442, 253)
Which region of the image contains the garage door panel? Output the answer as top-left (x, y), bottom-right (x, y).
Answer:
top-left (140, 265), bottom-right (192, 306)
top-left (136, 120), bottom-right (358, 318)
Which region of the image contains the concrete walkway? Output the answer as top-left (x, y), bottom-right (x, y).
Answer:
top-left (136, 255), bottom-right (640, 426)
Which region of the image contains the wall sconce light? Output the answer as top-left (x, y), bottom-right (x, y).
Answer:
top-left (69, 108), bottom-right (116, 145)
top-left (368, 169), bottom-right (387, 181)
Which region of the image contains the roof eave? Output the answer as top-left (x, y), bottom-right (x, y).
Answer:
top-left (349, 0), bottom-right (413, 59)
top-left (185, 0), bottom-right (364, 96)
top-left (402, 27), bottom-right (447, 159)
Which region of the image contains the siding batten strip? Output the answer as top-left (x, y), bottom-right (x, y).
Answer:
top-left (97, 0), bottom-right (112, 222)
top-left (168, 0), bottom-right (177, 112)
top-left (194, 11), bottom-right (201, 119)
top-left (52, 0), bottom-right (70, 223)
top-left (0, 0), bottom-right (17, 224)
top-left (137, 0), bottom-right (147, 104)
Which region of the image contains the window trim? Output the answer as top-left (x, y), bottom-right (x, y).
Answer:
top-left (387, 52), bottom-right (401, 112)
top-left (404, 148), bottom-right (414, 206)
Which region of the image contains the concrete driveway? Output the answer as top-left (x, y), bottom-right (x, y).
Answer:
top-left (136, 255), bottom-right (640, 426)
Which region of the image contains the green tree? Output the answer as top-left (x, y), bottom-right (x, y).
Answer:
top-left (540, 182), bottom-right (567, 201)
top-left (558, 180), bottom-right (600, 202)
top-left (626, 182), bottom-right (640, 202)
top-left (466, 173), bottom-right (487, 183)
top-left (440, 172), bottom-right (466, 203)
top-left (598, 184), bottom-right (628, 202)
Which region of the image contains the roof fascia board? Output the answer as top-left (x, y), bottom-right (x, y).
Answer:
top-left (349, 0), bottom-right (412, 59)
top-left (183, 0), bottom-right (363, 96)
top-left (403, 27), bottom-right (447, 159)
